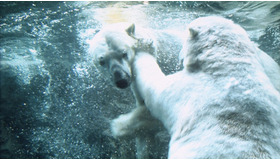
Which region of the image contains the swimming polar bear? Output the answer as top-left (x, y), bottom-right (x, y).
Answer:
top-left (131, 16), bottom-right (280, 158)
top-left (88, 22), bottom-right (183, 158)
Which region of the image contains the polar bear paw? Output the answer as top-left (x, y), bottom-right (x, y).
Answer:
top-left (133, 38), bottom-right (157, 56)
top-left (111, 112), bottom-right (136, 138)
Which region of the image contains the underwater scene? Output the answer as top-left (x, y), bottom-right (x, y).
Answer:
top-left (1, 1), bottom-right (280, 158)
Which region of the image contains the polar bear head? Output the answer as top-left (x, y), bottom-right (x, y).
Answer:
top-left (180, 16), bottom-right (252, 72)
top-left (89, 23), bottom-right (157, 89)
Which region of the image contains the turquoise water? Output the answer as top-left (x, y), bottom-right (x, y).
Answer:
top-left (0, 1), bottom-right (279, 158)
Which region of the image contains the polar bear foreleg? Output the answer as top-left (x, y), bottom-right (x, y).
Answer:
top-left (110, 105), bottom-right (155, 138)
top-left (110, 104), bottom-right (162, 158)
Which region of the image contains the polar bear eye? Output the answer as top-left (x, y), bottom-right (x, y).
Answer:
top-left (99, 57), bottom-right (105, 66)
top-left (122, 52), bottom-right (128, 59)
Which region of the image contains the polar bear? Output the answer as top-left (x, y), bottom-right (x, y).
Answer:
top-left (131, 16), bottom-right (280, 158)
top-left (88, 22), bottom-right (183, 158)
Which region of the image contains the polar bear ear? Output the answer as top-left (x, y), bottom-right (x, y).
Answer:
top-left (126, 23), bottom-right (135, 36)
top-left (189, 27), bottom-right (198, 38)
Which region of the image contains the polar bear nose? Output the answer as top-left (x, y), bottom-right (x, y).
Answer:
top-left (113, 71), bottom-right (130, 89)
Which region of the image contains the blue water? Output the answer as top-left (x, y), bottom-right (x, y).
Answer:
top-left (0, 1), bottom-right (279, 158)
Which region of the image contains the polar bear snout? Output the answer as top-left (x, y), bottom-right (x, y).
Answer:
top-left (111, 67), bottom-right (131, 89)
top-left (114, 71), bottom-right (130, 89)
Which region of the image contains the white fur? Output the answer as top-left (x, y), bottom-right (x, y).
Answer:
top-left (132, 16), bottom-right (280, 158)
top-left (89, 22), bottom-right (183, 158)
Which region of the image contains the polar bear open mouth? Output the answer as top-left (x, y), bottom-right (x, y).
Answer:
top-left (112, 69), bottom-right (131, 89)
top-left (116, 79), bottom-right (129, 89)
